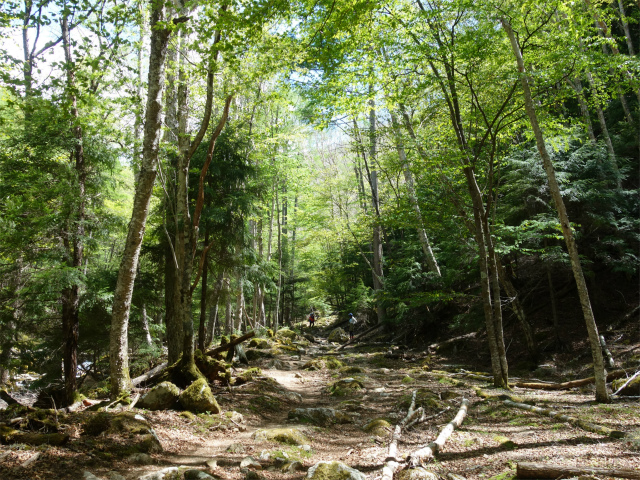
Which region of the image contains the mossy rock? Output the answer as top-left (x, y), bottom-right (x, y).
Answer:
top-left (0, 425), bottom-right (19, 443)
top-left (83, 412), bottom-right (113, 435)
top-left (253, 427), bottom-right (308, 445)
top-left (305, 461), bottom-right (366, 480)
top-left (302, 359), bottom-right (326, 371)
top-left (363, 418), bottom-right (391, 437)
top-left (402, 376), bottom-right (416, 384)
top-left (276, 328), bottom-right (297, 340)
top-left (249, 394), bottom-right (284, 414)
top-left (324, 357), bottom-right (344, 370)
top-left (179, 378), bottom-right (221, 414)
top-left (399, 389), bottom-right (445, 413)
top-left (249, 338), bottom-right (270, 349)
top-left (245, 348), bottom-right (274, 361)
top-left (327, 328), bottom-right (349, 343)
top-left (266, 329), bottom-right (274, 338)
top-left (440, 390), bottom-right (461, 401)
top-left (138, 381), bottom-right (181, 411)
top-left (612, 375), bottom-right (640, 396)
top-left (238, 367), bottom-right (263, 382)
top-left (340, 366), bottom-right (364, 374)
top-left (328, 378), bottom-right (364, 397)
top-left (194, 350), bottom-right (230, 383)
top-left (111, 412), bottom-right (156, 435)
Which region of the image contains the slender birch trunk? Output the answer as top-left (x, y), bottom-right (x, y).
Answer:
top-left (110, 2), bottom-right (172, 397)
top-left (502, 18), bottom-right (609, 402)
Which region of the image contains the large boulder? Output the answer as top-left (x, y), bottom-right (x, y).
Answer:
top-left (253, 427), bottom-right (308, 445)
top-left (179, 379), bottom-right (221, 414)
top-left (275, 328), bottom-right (297, 340)
top-left (83, 412), bottom-right (162, 453)
top-left (305, 461), bottom-right (366, 480)
top-left (288, 407), bottom-right (352, 427)
top-left (138, 382), bottom-right (181, 411)
top-left (328, 328), bottom-right (349, 343)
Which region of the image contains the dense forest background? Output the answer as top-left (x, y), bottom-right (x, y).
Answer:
top-left (0, 0), bottom-right (638, 405)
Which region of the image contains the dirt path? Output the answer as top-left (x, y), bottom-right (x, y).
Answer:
top-left (1, 327), bottom-right (638, 480)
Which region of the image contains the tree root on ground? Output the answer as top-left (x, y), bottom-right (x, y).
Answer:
top-left (517, 462), bottom-right (640, 479)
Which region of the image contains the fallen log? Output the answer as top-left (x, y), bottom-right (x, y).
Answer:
top-left (381, 390), bottom-right (421, 480)
top-left (0, 389), bottom-right (21, 406)
top-left (428, 332), bottom-right (477, 352)
top-left (517, 462), bottom-right (640, 479)
top-left (7, 432), bottom-right (70, 446)
top-left (336, 324), bottom-right (384, 351)
top-left (405, 398), bottom-right (470, 467)
top-left (132, 362), bottom-right (168, 387)
top-left (206, 331), bottom-right (255, 357)
top-left (503, 400), bottom-right (625, 438)
top-left (514, 369), bottom-right (627, 390)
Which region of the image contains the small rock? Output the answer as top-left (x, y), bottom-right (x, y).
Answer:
top-left (83, 472), bottom-right (103, 480)
top-left (138, 467), bottom-right (180, 480)
top-left (205, 459), bottom-right (218, 469)
top-left (253, 427), bottom-right (308, 445)
top-left (127, 453), bottom-right (154, 465)
top-left (282, 461), bottom-right (304, 473)
top-left (300, 445), bottom-right (312, 452)
top-left (240, 456), bottom-right (262, 469)
top-left (396, 467), bottom-right (439, 480)
top-left (227, 443), bottom-right (246, 453)
top-left (305, 461), bottom-right (366, 480)
top-left (184, 469), bottom-right (216, 480)
top-left (245, 471), bottom-right (263, 480)
top-left (258, 451), bottom-right (271, 461)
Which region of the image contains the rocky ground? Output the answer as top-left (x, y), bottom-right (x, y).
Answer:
top-left (0, 319), bottom-right (639, 480)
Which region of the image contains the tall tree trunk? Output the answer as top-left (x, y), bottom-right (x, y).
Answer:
top-left (568, 78), bottom-right (597, 142)
top-left (502, 19), bottom-right (609, 402)
top-left (368, 96), bottom-right (386, 325)
top-left (390, 108), bottom-right (441, 276)
top-left (61, 12), bottom-right (85, 407)
top-left (206, 270), bottom-right (224, 345)
top-left (110, 2), bottom-right (172, 397)
top-left (224, 274), bottom-right (232, 334)
top-left (274, 185), bottom-right (283, 332)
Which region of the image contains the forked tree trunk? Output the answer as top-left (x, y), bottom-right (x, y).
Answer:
top-left (110, 2), bottom-right (172, 398)
top-left (502, 19), bottom-right (609, 403)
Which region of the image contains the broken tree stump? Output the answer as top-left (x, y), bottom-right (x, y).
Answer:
top-left (517, 462), bottom-right (640, 479)
top-left (503, 400), bottom-right (625, 438)
top-left (405, 398), bottom-right (470, 467)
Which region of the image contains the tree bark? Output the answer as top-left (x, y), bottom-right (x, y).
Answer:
top-left (110, 1), bottom-right (172, 397)
top-left (198, 229), bottom-right (210, 352)
top-left (502, 19), bottom-right (610, 403)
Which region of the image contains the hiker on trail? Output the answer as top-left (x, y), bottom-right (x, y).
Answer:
top-left (308, 310), bottom-right (315, 327)
top-left (348, 313), bottom-right (357, 340)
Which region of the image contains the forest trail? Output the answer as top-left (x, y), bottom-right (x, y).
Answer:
top-left (1, 324), bottom-right (638, 480)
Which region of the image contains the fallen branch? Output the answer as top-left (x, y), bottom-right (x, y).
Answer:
top-left (614, 370), bottom-right (640, 396)
top-left (381, 390), bottom-right (421, 480)
top-left (336, 324), bottom-right (384, 351)
top-left (206, 331), bottom-right (256, 357)
top-left (517, 462), bottom-right (640, 479)
top-left (406, 406), bottom-right (451, 430)
top-left (514, 369), bottom-right (627, 390)
top-left (405, 398), bottom-right (470, 467)
top-left (428, 332), bottom-right (477, 351)
top-left (503, 400), bottom-right (625, 438)
top-left (132, 362), bottom-right (168, 387)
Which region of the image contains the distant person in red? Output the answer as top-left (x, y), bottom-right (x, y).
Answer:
top-left (308, 310), bottom-right (315, 327)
